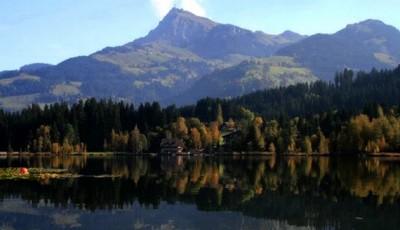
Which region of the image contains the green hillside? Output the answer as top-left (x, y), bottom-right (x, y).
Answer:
top-left (175, 57), bottom-right (317, 104)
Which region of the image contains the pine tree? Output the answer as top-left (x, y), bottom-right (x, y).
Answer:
top-left (216, 104), bottom-right (224, 125)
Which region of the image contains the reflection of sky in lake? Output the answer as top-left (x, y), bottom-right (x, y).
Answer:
top-left (0, 199), bottom-right (312, 230)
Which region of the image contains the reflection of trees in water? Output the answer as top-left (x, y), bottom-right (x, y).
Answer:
top-left (337, 158), bottom-right (400, 206)
top-left (0, 156), bottom-right (400, 228)
top-left (1, 156), bottom-right (87, 172)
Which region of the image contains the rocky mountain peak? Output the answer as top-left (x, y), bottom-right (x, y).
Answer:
top-left (137, 8), bottom-right (217, 46)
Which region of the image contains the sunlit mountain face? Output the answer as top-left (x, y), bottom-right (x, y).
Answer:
top-left (2, 8), bottom-right (399, 110)
top-left (277, 19), bottom-right (400, 81)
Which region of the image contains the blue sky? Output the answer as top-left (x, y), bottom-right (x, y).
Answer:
top-left (1, 0), bottom-right (399, 70)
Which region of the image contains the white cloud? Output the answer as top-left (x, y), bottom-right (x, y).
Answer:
top-left (150, 0), bottom-right (206, 19)
top-left (150, 0), bottom-right (175, 19)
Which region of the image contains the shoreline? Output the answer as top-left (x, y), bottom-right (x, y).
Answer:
top-left (2, 151), bottom-right (400, 157)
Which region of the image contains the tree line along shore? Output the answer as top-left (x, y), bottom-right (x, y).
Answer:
top-left (1, 66), bottom-right (400, 155)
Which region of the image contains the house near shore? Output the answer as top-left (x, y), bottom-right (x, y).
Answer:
top-left (220, 121), bottom-right (241, 148)
top-left (221, 130), bottom-right (241, 149)
top-left (160, 138), bottom-right (186, 155)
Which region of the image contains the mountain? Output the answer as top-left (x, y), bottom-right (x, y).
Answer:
top-left (134, 8), bottom-right (305, 59)
top-left (19, 63), bottom-right (53, 72)
top-left (3, 10), bottom-right (398, 111)
top-left (174, 56), bottom-right (318, 105)
top-left (0, 8), bottom-right (308, 110)
top-left (199, 65), bottom-right (400, 119)
top-left (277, 19), bottom-right (400, 80)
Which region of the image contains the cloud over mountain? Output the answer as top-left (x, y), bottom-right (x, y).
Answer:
top-left (151, 0), bottom-right (206, 19)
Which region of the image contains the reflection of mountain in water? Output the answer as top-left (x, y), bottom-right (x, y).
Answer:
top-left (0, 156), bottom-right (400, 229)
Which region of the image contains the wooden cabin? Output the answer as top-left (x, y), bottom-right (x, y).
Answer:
top-left (221, 130), bottom-right (241, 149)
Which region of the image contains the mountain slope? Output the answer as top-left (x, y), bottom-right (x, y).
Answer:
top-left (174, 57), bottom-right (318, 105)
top-left (2, 11), bottom-right (399, 110)
top-left (0, 8), bottom-right (307, 110)
top-left (277, 19), bottom-right (400, 80)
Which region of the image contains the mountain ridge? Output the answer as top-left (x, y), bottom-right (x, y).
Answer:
top-left (0, 8), bottom-right (399, 110)
top-left (277, 19), bottom-right (400, 80)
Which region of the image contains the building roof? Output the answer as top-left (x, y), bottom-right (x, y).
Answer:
top-left (160, 138), bottom-right (185, 148)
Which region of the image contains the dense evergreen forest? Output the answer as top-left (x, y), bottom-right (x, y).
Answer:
top-left (184, 65), bottom-right (400, 119)
top-left (0, 66), bottom-right (400, 154)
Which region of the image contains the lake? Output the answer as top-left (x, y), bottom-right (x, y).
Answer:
top-left (0, 155), bottom-right (399, 230)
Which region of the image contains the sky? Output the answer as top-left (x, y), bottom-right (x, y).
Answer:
top-left (1, 0), bottom-right (399, 70)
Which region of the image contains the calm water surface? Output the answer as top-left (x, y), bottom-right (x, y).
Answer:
top-left (0, 155), bottom-right (399, 230)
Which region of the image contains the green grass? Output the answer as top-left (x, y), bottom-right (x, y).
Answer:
top-left (0, 168), bottom-right (67, 180)
top-left (52, 83), bottom-right (80, 96)
top-left (93, 43), bottom-right (207, 75)
top-left (133, 80), bottom-right (147, 89)
top-left (269, 66), bottom-right (311, 76)
top-left (374, 52), bottom-right (397, 66)
top-left (0, 73), bottom-right (40, 86)
top-left (239, 57), bottom-right (317, 85)
top-left (0, 168), bottom-right (27, 180)
top-left (0, 167), bottom-right (128, 180)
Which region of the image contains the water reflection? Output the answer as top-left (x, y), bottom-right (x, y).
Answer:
top-left (0, 155), bottom-right (400, 229)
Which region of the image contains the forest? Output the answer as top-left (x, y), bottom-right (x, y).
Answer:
top-left (0, 65), bottom-right (400, 154)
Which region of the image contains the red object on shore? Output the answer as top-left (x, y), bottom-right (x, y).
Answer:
top-left (19, 167), bottom-right (29, 175)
